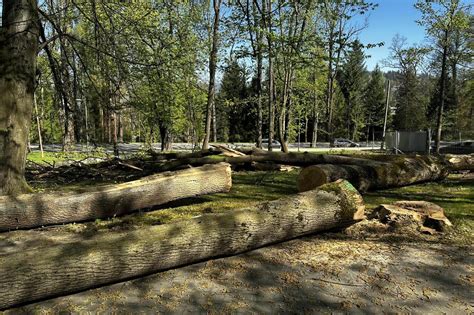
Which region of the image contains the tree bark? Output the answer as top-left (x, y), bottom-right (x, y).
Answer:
top-left (0, 163), bottom-right (232, 231)
top-left (435, 29), bottom-right (449, 154)
top-left (0, 0), bottom-right (39, 195)
top-left (0, 180), bottom-right (364, 310)
top-left (265, 0), bottom-right (275, 152)
top-left (297, 156), bottom-right (449, 193)
top-left (202, 0), bottom-right (222, 151)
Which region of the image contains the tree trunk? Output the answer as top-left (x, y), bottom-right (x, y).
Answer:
top-left (265, 0), bottom-right (275, 152)
top-left (0, 0), bottom-right (39, 195)
top-left (202, 0), bottom-right (222, 151)
top-left (0, 163), bottom-right (232, 231)
top-left (0, 180), bottom-right (364, 310)
top-left (297, 156), bottom-right (449, 193)
top-left (58, 3), bottom-right (76, 151)
top-left (435, 29), bottom-right (449, 154)
top-left (212, 100), bottom-right (217, 143)
top-left (256, 39), bottom-right (263, 149)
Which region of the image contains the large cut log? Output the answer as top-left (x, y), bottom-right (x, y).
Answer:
top-left (0, 180), bottom-right (364, 310)
top-left (297, 156), bottom-right (449, 192)
top-left (0, 163), bottom-right (232, 231)
top-left (146, 148), bottom-right (223, 160)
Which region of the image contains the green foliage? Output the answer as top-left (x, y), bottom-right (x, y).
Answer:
top-left (385, 35), bottom-right (429, 131)
top-left (218, 60), bottom-right (255, 142)
top-left (25, 0), bottom-right (473, 148)
top-left (336, 41), bottom-right (368, 141)
top-left (364, 65), bottom-right (386, 130)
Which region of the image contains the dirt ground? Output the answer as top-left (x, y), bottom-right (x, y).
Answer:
top-left (6, 229), bottom-right (473, 314)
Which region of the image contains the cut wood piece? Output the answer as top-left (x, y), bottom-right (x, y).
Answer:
top-left (0, 163), bottom-right (232, 231)
top-left (297, 156), bottom-right (449, 192)
top-left (374, 200), bottom-right (451, 234)
top-left (250, 162), bottom-right (299, 172)
top-left (392, 201), bottom-right (452, 227)
top-left (0, 180), bottom-right (364, 310)
top-left (211, 144), bottom-right (246, 157)
top-left (443, 154), bottom-right (474, 171)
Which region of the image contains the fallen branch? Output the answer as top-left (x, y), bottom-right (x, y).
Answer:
top-left (152, 152), bottom-right (384, 173)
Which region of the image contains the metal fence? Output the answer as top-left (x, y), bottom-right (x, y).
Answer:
top-left (385, 131), bottom-right (430, 154)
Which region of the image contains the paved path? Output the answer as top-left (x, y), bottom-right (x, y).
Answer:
top-left (8, 234), bottom-right (473, 314)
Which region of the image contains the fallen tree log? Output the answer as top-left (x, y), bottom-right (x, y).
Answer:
top-left (146, 148), bottom-right (223, 160)
top-left (297, 156), bottom-right (449, 192)
top-left (0, 163), bottom-right (232, 231)
top-left (0, 180), bottom-right (364, 310)
top-left (153, 151), bottom-right (385, 172)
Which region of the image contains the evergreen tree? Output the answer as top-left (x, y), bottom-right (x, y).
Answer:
top-left (385, 35), bottom-right (429, 131)
top-left (364, 65), bottom-right (386, 139)
top-left (217, 60), bottom-right (254, 142)
top-left (336, 41), bottom-right (367, 141)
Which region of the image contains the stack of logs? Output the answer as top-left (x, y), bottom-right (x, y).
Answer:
top-left (0, 147), bottom-right (472, 310)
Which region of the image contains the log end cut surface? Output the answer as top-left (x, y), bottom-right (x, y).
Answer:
top-left (297, 165), bottom-right (329, 192)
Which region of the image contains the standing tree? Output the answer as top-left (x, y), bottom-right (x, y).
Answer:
top-left (364, 64), bottom-right (387, 140)
top-left (415, 0), bottom-right (471, 153)
top-left (336, 40), bottom-right (367, 141)
top-left (385, 35), bottom-right (429, 131)
top-left (203, 0), bottom-right (223, 150)
top-left (0, 0), bottom-right (39, 195)
top-left (318, 0), bottom-right (376, 145)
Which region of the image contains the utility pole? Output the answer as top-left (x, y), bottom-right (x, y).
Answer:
top-left (381, 79), bottom-right (390, 150)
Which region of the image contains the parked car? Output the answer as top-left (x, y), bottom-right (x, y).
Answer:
top-left (333, 138), bottom-right (360, 147)
top-left (439, 141), bottom-right (474, 154)
top-left (261, 139), bottom-right (282, 150)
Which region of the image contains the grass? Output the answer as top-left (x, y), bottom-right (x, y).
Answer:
top-left (90, 170), bottom-right (300, 230)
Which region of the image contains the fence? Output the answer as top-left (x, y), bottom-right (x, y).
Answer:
top-left (385, 130), bottom-right (430, 154)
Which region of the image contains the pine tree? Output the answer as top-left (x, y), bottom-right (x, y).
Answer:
top-left (337, 40), bottom-right (367, 141)
top-left (217, 60), bottom-right (253, 142)
top-left (364, 65), bottom-right (386, 139)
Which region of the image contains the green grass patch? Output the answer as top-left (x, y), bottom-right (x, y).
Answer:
top-left (91, 170), bottom-right (299, 230)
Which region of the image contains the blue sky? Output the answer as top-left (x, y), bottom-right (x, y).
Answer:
top-left (357, 0), bottom-right (426, 70)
